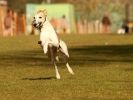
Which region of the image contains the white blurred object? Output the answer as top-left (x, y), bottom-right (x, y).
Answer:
top-left (117, 28), bottom-right (125, 35)
top-left (0, 0), bottom-right (7, 6)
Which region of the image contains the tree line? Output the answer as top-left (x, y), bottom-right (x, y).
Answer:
top-left (8, 0), bottom-right (130, 19)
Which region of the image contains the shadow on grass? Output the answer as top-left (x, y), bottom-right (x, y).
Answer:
top-left (69, 45), bottom-right (133, 64)
top-left (124, 68), bottom-right (133, 71)
top-left (0, 45), bottom-right (133, 67)
top-left (109, 80), bottom-right (133, 83)
top-left (22, 77), bottom-right (56, 80)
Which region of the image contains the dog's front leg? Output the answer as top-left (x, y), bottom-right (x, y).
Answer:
top-left (49, 44), bottom-right (61, 79)
top-left (43, 42), bottom-right (48, 54)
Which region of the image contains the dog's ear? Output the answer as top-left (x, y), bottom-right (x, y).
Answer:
top-left (37, 9), bottom-right (47, 16)
top-left (43, 9), bottom-right (47, 16)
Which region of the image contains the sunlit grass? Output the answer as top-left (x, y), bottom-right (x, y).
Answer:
top-left (0, 34), bottom-right (133, 100)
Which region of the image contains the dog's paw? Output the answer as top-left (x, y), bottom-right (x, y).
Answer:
top-left (56, 74), bottom-right (61, 79)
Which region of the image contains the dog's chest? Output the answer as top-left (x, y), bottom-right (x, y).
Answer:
top-left (40, 31), bottom-right (49, 41)
top-left (40, 21), bottom-right (57, 41)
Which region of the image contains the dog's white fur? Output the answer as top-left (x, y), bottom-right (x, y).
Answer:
top-left (40, 18), bottom-right (59, 53)
top-left (32, 10), bottom-right (74, 79)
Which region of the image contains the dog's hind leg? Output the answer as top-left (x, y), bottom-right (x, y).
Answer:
top-left (59, 40), bottom-right (69, 57)
top-left (59, 41), bottom-right (74, 75)
top-left (66, 63), bottom-right (74, 75)
top-left (49, 44), bottom-right (61, 79)
top-left (64, 55), bottom-right (74, 75)
top-left (54, 63), bottom-right (61, 79)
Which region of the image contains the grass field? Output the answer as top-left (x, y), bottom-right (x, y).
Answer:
top-left (0, 34), bottom-right (133, 100)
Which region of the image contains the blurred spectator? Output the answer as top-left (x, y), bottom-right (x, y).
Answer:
top-left (3, 9), bottom-right (13, 37)
top-left (77, 19), bottom-right (84, 34)
top-left (101, 14), bottom-right (111, 33)
top-left (60, 15), bottom-right (68, 33)
top-left (12, 11), bottom-right (17, 36)
top-left (94, 20), bottom-right (100, 33)
top-left (50, 17), bottom-right (58, 32)
top-left (16, 13), bottom-right (26, 35)
top-left (122, 20), bottom-right (129, 33)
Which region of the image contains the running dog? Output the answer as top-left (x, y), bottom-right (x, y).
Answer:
top-left (32, 10), bottom-right (74, 79)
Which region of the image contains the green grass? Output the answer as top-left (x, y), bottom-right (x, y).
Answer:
top-left (0, 34), bottom-right (133, 100)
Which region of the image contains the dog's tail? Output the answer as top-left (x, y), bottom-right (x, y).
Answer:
top-left (59, 40), bottom-right (69, 57)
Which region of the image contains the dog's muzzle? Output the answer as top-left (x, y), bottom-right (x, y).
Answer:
top-left (32, 20), bottom-right (38, 27)
top-left (32, 20), bottom-right (43, 30)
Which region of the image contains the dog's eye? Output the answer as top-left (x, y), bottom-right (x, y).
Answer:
top-left (39, 17), bottom-right (42, 19)
top-left (33, 17), bottom-right (35, 19)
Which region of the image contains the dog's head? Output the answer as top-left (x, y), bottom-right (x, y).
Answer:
top-left (32, 9), bottom-right (47, 30)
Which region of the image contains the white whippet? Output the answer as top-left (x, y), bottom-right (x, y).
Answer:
top-left (32, 10), bottom-right (74, 79)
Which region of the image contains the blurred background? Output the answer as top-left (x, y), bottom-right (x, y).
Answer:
top-left (0, 1), bottom-right (133, 99)
top-left (0, 0), bottom-right (133, 36)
